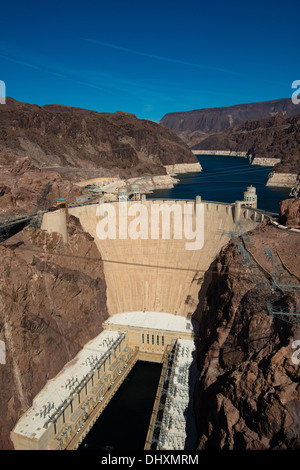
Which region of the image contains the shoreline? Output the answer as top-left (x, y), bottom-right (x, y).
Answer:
top-left (192, 150), bottom-right (298, 188)
top-left (266, 172), bottom-right (298, 188)
top-left (192, 150), bottom-right (249, 157)
top-left (101, 162), bottom-right (203, 196)
top-left (97, 159), bottom-right (297, 201)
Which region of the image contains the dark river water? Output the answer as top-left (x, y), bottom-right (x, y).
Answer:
top-left (150, 155), bottom-right (290, 214)
top-left (78, 361), bottom-right (162, 450)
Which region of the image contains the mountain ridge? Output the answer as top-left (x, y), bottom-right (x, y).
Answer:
top-left (192, 113), bottom-right (300, 176)
top-left (160, 98), bottom-right (300, 148)
top-left (0, 97), bottom-right (197, 180)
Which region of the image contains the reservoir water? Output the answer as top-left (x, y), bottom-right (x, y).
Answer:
top-left (78, 361), bottom-right (162, 450)
top-left (151, 155), bottom-right (290, 214)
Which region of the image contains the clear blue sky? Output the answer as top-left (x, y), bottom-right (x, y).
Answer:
top-left (0, 0), bottom-right (299, 122)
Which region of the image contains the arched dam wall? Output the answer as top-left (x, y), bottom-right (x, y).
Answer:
top-left (41, 200), bottom-right (263, 320)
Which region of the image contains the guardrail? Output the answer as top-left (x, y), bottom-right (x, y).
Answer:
top-left (0, 198), bottom-right (281, 245)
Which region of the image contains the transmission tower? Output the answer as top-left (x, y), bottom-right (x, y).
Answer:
top-left (264, 247), bottom-right (300, 293)
top-left (223, 221), bottom-right (300, 326)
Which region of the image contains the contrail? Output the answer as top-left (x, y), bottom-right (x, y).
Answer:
top-left (82, 38), bottom-right (240, 75)
top-left (0, 54), bottom-right (41, 70)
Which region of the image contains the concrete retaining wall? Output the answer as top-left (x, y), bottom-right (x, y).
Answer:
top-left (192, 150), bottom-right (249, 157)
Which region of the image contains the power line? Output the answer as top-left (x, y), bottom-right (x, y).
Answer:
top-left (0, 243), bottom-right (286, 280)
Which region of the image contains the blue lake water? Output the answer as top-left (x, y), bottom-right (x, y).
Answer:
top-left (150, 155), bottom-right (290, 214)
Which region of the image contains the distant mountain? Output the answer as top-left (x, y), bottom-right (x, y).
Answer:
top-left (160, 98), bottom-right (300, 147)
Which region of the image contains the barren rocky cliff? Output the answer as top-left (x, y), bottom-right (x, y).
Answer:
top-left (160, 98), bottom-right (300, 148)
top-left (0, 97), bottom-right (196, 179)
top-left (0, 156), bottom-right (83, 218)
top-left (194, 200), bottom-right (300, 449)
top-left (0, 98), bottom-right (197, 218)
top-left (0, 216), bottom-right (109, 449)
top-left (192, 113), bottom-right (300, 176)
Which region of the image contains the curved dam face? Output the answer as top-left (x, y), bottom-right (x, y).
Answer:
top-left (41, 199), bottom-right (262, 320)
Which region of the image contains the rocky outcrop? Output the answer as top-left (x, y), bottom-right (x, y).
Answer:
top-left (278, 197), bottom-right (300, 227)
top-left (164, 162), bottom-right (202, 175)
top-left (0, 98), bottom-right (197, 181)
top-left (0, 98), bottom-right (199, 217)
top-left (266, 172), bottom-right (298, 188)
top-left (0, 157), bottom-right (83, 218)
top-left (192, 113), bottom-right (300, 185)
top-left (160, 98), bottom-right (299, 147)
top-left (251, 157), bottom-right (281, 166)
top-left (0, 216), bottom-right (109, 449)
top-left (290, 175), bottom-right (300, 198)
top-left (194, 221), bottom-right (300, 449)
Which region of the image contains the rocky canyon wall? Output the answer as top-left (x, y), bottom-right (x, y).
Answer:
top-left (194, 213), bottom-right (300, 449)
top-left (0, 216), bottom-right (109, 449)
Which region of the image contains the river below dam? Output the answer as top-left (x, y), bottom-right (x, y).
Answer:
top-left (78, 361), bottom-right (162, 450)
top-left (151, 155), bottom-right (290, 214)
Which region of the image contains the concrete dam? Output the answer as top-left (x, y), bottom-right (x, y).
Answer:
top-left (11, 198), bottom-right (266, 450)
top-left (41, 198), bottom-right (262, 319)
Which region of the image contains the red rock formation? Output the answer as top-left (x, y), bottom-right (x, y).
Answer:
top-left (278, 198), bottom-right (300, 227)
top-left (0, 97), bottom-right (197, 180)
top-left (194, 221), bottom-right (300, 449)
top-left (0, 157), bottom-right (83, 218)
top-left (0, 216), bottom-right (109, 449)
